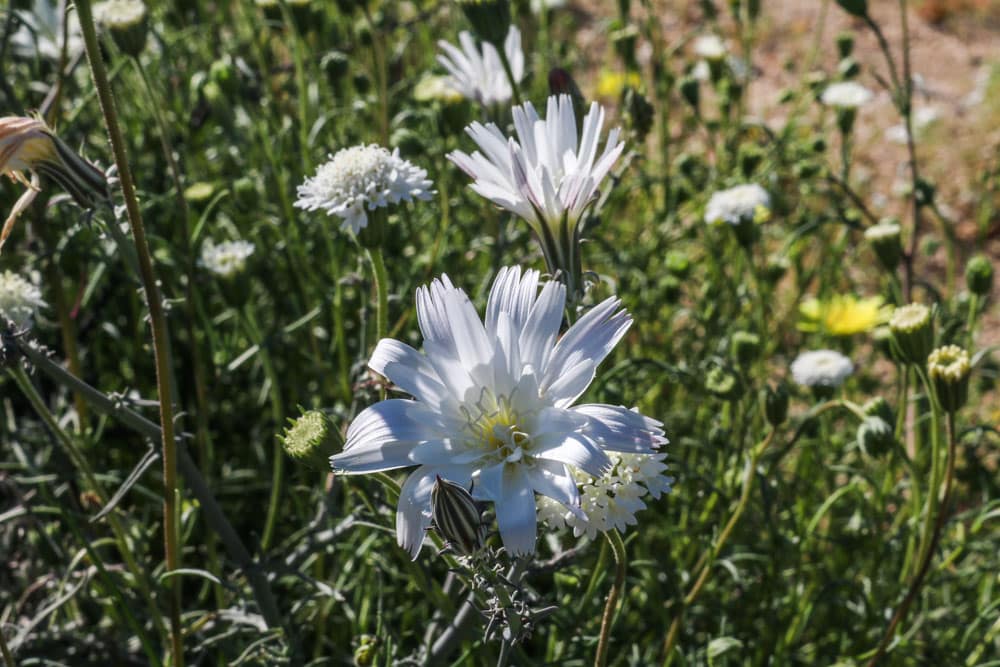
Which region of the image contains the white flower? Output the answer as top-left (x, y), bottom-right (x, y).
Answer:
top-left (704, 184), bottom-right (770, 225)
top-left (437, 27), bottom-right (525, 107)
top-left (820, 81), bottom-right (873, 109)
top-left (295, 144), bottom-right (434, 234)
top-left (530, 0), bottom-right (566, 11)
top-left (199, 240), bottom-right (255, 278)
top-left (693, 34), bottom-right (727, 61)
top-left (331, 266), bottom-right (667, 558)
top-left (538, 450), bottom-right (672, 538)
top-left (885, 107), bottom-right (939, 144)
top-left (449, 94), bottom-right (624, 238)
top-left (10, 0), bottom-right (84, 61)
top-left (0, 270), bottom-right (45, 330)
top-left (790, 350), bottom-right (854, 388)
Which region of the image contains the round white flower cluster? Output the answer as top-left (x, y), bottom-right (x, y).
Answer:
top-left (199, 240), bottom-right (255, 278)
top-left (704, 183), bottom-right (770, 225)
top-left (538, 451), bottom-right (672, 539)
top-left (295, 144), bottom-right (433, 234)
top-left (693, 34), bottom-right (727, 61)
top-left (820, 81), bottom-right (873, 109)
top-left (0, 270), bottom-right (45, 330)
top-left (790, 349), bottom-right (854, 388)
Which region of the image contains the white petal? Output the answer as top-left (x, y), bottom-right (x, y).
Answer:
top-left (525, 460), bottom-right (583, 517)
top-left (519, 280), bottom-right (566, 372)
top-left (332, 400), bottom-right (443, 473)
top-left (573, 404), bottom-right (667, 453)
top-left (369, 339), bottom-right (449, 408)
top-left (532, 432), bottom-right (611, 477)
top-left (396, 464), bottom-right (473, 559)
top-left (486, 266), bottom-right (540, 337)
top-left (496, 465), bottom-right (537, 556)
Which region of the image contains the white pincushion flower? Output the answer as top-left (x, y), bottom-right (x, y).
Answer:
top-left (693, 34), bottom-right (727, 61)
top-left (332, 266), bottom-right (667, 558)
top-left (199, 240), bottom-right (255, 278)
top-left (790, 350), bottom-right (854, 388)
top-left (820, 81), bottom-right (874, 109)
top-left (539, 450), bottom-right (672, 538)
top-left (704, 184), bottom-right (771, 225)
top-left (437, 27), bottom-right (525, 107)
top-left (449, 94), bottom-right (624, 242)
top-left (295, 144), bottom-right (433, 234)
top-left (0, 270), bottom-right (45, 330)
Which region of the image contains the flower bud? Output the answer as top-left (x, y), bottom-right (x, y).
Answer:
top-left (280, 410), bottom-right (341, 470)
top-left (857, 416), bottom-right (894, 456)
top-left (322, 50), bottom-right (351, 89)
top-left (862, 396), bottom-right (894, 425)
top-left (731, 331), bottom-right (761, 367)
top-left (927, 345), bottom-right (971, 413)
top-left (705, 366), bottom-right (741, 400)
top-left (94, 0), bottom-right (148, 58)
top-left (836, 0), bottom-right (868, 16)
top-left (836, 31), bottom-right (855, 58)
top-left (738, 144), bottom-right (765, 178)
top-left (837, 57), bottom-right (860, 79)
top-left (889, 303), bottom-right (934, 366)
top-left (680, 76), bottom-right (700, 112)
top-left (965, 254), bottom-right (993, 296)
top-left (353, 634), bottom-right (378, 666)
top-left (430, 476), bottom-right (486, 557)
top-left (458, 0), bottom-right (511, 48)
top-left (864, 219), bottom-right (903, 270)
top-left (764, 383), bottom-right (789, 427)
top-left (624, 87), bottom-right (655, 141)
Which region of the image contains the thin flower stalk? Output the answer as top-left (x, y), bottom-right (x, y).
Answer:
top-left (595, 529), bottom-right (628, 667)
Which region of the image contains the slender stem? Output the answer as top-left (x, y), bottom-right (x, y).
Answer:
top-left (662, 429), bottom-right (776, 665)
top-left (0, 624), bottom-right (13, 667)
top-left (595, 530), bottom-right (628, 667)
top-left (866, 407), bottom-right (958, 666)
top-left (75, 3), bottom-right (184, 662)
top-left (368, 247), bottom-right (389, 347)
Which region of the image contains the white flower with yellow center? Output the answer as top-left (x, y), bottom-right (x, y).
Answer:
top-left (332, 266), bottom-right (667, 558)
top-left (704, 183), bottom-right (770, 225)
top-left (437, 26), bottom-right (524, 107)
top-left (199, 240), bottom-right (255, 278)
top-left (790, 349), bottom-right (854, 388)
top-left (295, 144), bottom-right (433, 234)
top-left (0, 270), bottom-right (45, 330)
top-left (820, 81), bottom-right (873, 109)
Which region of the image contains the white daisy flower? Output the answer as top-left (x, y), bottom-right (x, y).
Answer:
top-left (704, 184), bottom-right (771, 225)
top-left (199, 240), bottom-right (255, 278)
top-left (295, 144), bottom-right (433, 234)
top-left (693, 34), bottom-right (727, 61)
top-left (790, 350), bottom-right (854, 388)
top-left (331, 266), bottom-right (667, 558)
top-left (538, 450), bottom-right (672, 538)
top-left (437, 26), bottom-right (525, 107)
top-left (448, 95), bottom-right (624, 274)
top-left (0, 270), bottom-right (45, 330)
top-left (820, 81), bottom-right (874, 109)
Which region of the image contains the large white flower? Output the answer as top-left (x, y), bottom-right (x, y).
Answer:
top-left (790, 350), bottom-right (854, 388)
top-left (437, 27), bottom-right (525, 107)
top-left (295, 144), bottom-right (433, 234)
top-left (448, 94), bottom-right (624, 238)
top-left (0, 270), bottom-right (45, 330)
top-left (331, 266), bottom-right (667, 558)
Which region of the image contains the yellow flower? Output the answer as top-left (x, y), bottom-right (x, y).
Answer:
top-left (799, 294), bottom-right (890, 337)
top-left (595, 70), bottom-right (642, 99)
top-left (0, 116), bottom-right (108, 251)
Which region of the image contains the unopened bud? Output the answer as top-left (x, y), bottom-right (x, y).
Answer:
top-left (281, 410), bottom-right (341, 470)
top-left (764, 383), bottom-right (789, 427)
top-left (889, 303), bottom-right (934, 366)
top-left (458, 0), bottom-right (511, 48)
top-left (431, 476), bottom-right (486, 557)
top-left (731, 331), bottom-right (761, 367)
top-left (864, 219), bottom-right (903, 270)
top-left (94, 0), bottom-right (148, 58)
top-left (927, 345), bottom-right (971, 412)
top-left (705, 366), bottom-right (741, 400)
top-left (965, 254), bottom-right (993, 296)
top-left (857, 416), bottom-right (894, 456)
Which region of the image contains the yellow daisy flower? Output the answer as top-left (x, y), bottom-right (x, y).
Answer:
top-left (595, 70), bottom-right (642, 99)
top-left (799, 294), bottom-right (891, 337)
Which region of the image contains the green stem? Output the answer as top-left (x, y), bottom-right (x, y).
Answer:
top-left (0, 624), bottom-right (13, 667)
top-left (368, 247), bottom-right (389, 347)
top-left (75, 1), bottom-right (184, 661)
top-left (595, 530), bottom-right (628, 667)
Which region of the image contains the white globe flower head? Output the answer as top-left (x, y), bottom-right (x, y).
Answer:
top-left (448, 95), bottom-right (624, 288)
top-left (820, 81), bottom-right (874, 109)
top-left (790, 349), bottom-right (854, 388)
top-left (704, 183), bottom-right (771, 225)
top-left (332, 266), bottom-right (668, 558)
top-left (538, 449), bottom-right (672, 539)
top-left (437, 26), bottom-right (525, 107)
top-left (693, 34), bottom-right (727, 61)
top-left (0, 270), bottom-right (45, 330)
top-left (199, 240), bottom-right (255, 278)
top-left (295, 144), bottom-right (434, 235)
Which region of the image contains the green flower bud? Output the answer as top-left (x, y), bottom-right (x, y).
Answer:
top-left (927, 345), bottom-right (971, 412)
top-left (857, 416), bottom-right (894, 456)
top-left (889, 303), bottom-right (934, 366)
top-left (738, 144), bottom-right (765, 178)
top-left (864, 219), bottom-right (903, 270)
top-left (665, 250), bottom-right (691, 278)
top-left (862, 396), bottom-right (894, 425)
top-left (705, 366), bottom-right (741, 400)
top-left (624, 87), bottom-right (655, 141)
top-left (280, 410), bottom-right (341, 470)
top-left (965, 254), bottom-right (993, 296)
top-left (322, 50), bottom-right (351, 88)
top-left (811, 136), bottom-right (827, 153)
top-left (431, 476), bottom-right (486, 557)
top-left (353, 634), bottom-right (378, 666)
top-left (836, 107), bottom-right (857, 135)
top-left (914, 178), bottom-right (936, 206)
top-left (838, 57), bottom-right (860, 79)
top-left (390, 128), bottom-right (424, 156)
top-left (731, 331), bottom-right (761, 366)
top-left (835, 0), bottom-right (868, 17)
top-left (764, 383), bottom-right (789, 427)
top-left (458, 0), bottom-right (511, 48)
top-left (836, 31), bottom-right (855, 58)
top-left (680, 76), bottom-right (700, 112)
top-left (94, 0), bottom-right (148, 58)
